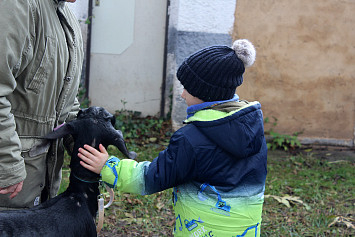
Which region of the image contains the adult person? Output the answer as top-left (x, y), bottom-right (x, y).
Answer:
top-left (0, 0), bottom-right (83, 209)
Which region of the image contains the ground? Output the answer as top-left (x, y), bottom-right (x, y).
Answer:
top-left (96, 145), bottom-right (354, 237)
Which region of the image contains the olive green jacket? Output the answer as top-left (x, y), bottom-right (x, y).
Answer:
top-left (0, 0), bottom-right (83, 209)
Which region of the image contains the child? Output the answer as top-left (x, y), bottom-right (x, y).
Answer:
top-left (78, 39), bottom-right (267, 237)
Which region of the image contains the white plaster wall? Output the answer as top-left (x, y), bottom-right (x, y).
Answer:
top-left (66, 1), bottom-right (89, 86)
top-left (66, 0), bottom-right (88, 22)
top-left (91, 1), bottom-right (135, 55)
top-left (178, 0), bottom-right (236, 33)
top-left (89, 0), bottom-right (167, 116)
top-left (170, 0), bottom-right (237, 130)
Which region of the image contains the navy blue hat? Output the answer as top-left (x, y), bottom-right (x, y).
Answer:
top-left (177, 39), bottom-right (256, 102)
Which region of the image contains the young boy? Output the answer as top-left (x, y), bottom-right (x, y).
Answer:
top-left (78, 39), bottom-right (267, 236)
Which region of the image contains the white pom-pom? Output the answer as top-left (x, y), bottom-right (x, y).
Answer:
top-left (231, 39), bottom-right (256, 67)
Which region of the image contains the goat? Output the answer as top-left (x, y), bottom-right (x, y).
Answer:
top-left (0, 106), bottom-right (136, 237)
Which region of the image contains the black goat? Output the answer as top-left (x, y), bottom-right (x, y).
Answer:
top-left (0, 107), bottom-right (136, 237)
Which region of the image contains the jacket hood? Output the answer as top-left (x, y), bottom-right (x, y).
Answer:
top-left (189, 102), bottom-right (265, 159)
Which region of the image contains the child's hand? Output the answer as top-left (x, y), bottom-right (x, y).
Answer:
top-left (78, 144), bottom-right (109, 174)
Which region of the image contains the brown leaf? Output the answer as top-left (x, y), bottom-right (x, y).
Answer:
top-left (328, 216), bottom-right (355, 229)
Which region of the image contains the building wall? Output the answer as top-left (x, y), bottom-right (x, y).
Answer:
top-left (69, 1), bottom-right (354, 146)
top-left (67, 1), bottom-right (89, 85)
top-left (233, 0), bottom-right (355, 146)
top-left (169, 0), bottom-right (237, 129)
top-left (87, 0), bottom-right (167, 117)
top-left (67, 1), bottom-right (88, 22)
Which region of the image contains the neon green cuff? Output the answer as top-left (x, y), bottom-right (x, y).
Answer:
top-left (101, 157), bottom-right (143, 194)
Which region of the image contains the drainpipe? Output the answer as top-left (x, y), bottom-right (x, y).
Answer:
top-left (85, 0), bottom-right (93, 98)
top-left (160, 0), bottom-right (171, 118)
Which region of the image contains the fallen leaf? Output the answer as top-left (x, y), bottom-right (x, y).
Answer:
top-left (156, 201), bottom-right (164, 210)
top-left (328, 160), bottom-right (350, 164)
top-left (124, 212), bottom-right (134, 218)
top-left (265, 195), bottom-right (311, 210)
top-left (149, 137), bottom-right (157, 143)
top-left (120, 217), bottom-right (135, 225)
top-left (328, 216), bottom-right (355, 229)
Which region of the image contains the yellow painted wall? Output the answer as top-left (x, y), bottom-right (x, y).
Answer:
top-left (233, 0), bottom-right (355, 145)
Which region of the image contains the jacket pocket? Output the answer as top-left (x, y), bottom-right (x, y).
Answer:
top-left (27, 36), bottom-right (56, 94)
top-left (20, 137), bottom-right (51, 157)
top-left (2, 137), bottom-right (50, 208)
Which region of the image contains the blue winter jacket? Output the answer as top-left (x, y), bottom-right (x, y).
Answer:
top-left (101, 100), bottom-right (267, 236)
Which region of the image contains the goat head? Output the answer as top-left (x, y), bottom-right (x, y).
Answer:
top-left (44, 106), bottom-right (136, 180)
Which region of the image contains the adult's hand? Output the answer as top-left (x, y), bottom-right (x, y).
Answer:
top-left (0, 181), bottom-right (24, 199)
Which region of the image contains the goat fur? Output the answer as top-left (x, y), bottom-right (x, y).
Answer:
top-left (0, 107), bottom-right (136, 237)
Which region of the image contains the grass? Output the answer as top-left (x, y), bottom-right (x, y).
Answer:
top-left (60, 144), bottom-right (174, 236)
top-left (59, 116), bottom-right (354, 236)
top-left (262, 150), bottom-right (354, 236)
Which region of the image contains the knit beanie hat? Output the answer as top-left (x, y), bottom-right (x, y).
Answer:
top-left (177, 39), bottom-right (256, 102)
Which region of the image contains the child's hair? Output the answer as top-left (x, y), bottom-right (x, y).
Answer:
top-left (177, 39), bottom-right (256, 102)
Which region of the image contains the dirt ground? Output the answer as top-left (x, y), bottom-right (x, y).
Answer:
top-left (293, 145), bottom-right (355, 162)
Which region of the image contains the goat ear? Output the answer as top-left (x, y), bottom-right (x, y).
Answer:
top-left (77, 109), bottom-right (83, 118)
top-left (43, 123), bottom-right (74, 140)
top-left (111, 129), bottom-right (137, 159)
top-left (110, 115), bottom-right (116, 127)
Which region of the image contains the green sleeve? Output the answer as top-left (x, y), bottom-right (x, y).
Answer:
top-left (101, 156), bottom-right (151, 195)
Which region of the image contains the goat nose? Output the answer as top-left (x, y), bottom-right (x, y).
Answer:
top-left (129, 151), bottom-right (137, 160)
